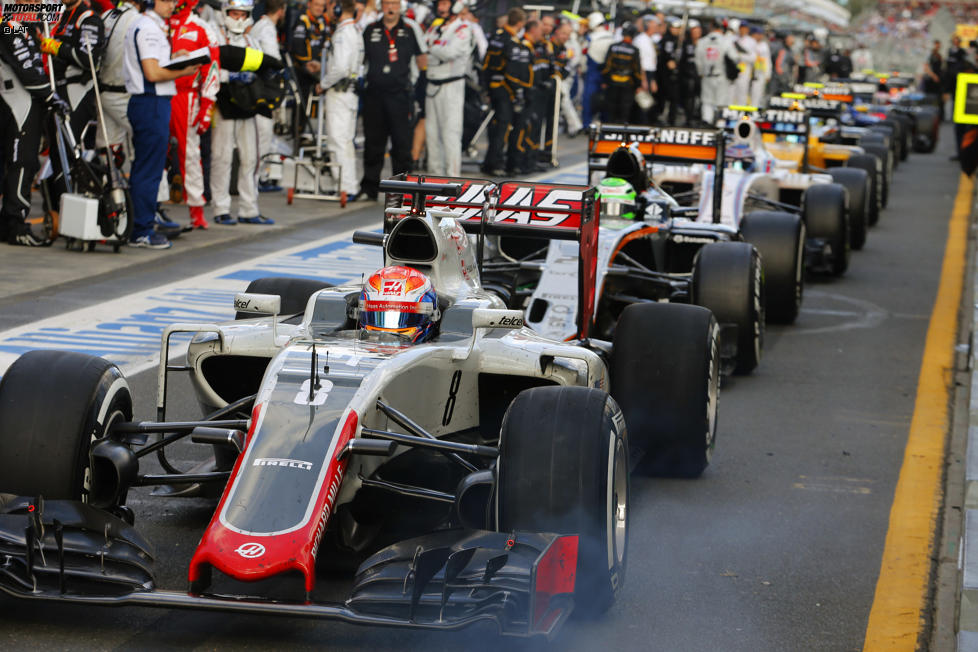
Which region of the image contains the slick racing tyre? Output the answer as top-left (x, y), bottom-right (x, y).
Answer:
top-left (889, 115), bottom-right (913, 160)
top-left (912, 107), bottom-right (940, 153)
top-left (497, 386), bottom-right (628, 616)
top-left (861, 143), bottom-right (892, 209)
top-left (0, 351), bottom-right (132, 501)
top-left (740, 211), bottom-right (805, 324)
top-left (845, 154), bottom-right (882, 226)
top-left (828, 168), bottom-right (870, 251)
top-left (804, 184), bottom-right (850, 277)
top-left (234, 277), bottom-right (334, 320)
top-left (610, 303), bottom-right (719, 478)
top-left (692, 241), bottom-right (763, 375)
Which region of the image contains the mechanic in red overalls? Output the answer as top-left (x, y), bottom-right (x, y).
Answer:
top-left (169, 0), bottom-right (220, 230)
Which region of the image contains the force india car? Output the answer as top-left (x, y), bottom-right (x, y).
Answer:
top-left (717, 105), bottom-right (873, 251)
top-left (579, 124), bottom-right (806, 329)
top-left (0, 179), bottom-right (720, 638)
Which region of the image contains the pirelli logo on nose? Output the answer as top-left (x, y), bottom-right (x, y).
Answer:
top-left (254, 457), bottom-right (314, 470)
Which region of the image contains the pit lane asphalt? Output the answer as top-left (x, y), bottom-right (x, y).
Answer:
top-left (0, 128), bottom-right (966, 651)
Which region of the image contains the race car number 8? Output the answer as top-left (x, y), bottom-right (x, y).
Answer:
top-left (442, 370), bottom-right (462, 426)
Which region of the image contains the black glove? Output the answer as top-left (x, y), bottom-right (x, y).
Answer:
top-left (45, 92), bottom-right (70, 116)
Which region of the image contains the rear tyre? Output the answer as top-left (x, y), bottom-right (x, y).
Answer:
top-left (0, 351), bottom-right (132, 501)
top-left (828, 167), bottom-right (870, 251)
top-left (740, 210), bottom-right (805, 324)
top-left (861, 143), bottom-right (892, 209)
top-left (913, 107), bottom-right (939, 153)
top-left (497, 386), bottom-right (628, 616)
top-left (610, 303), bottom-right (719, 478)
top-left (692, 242), bottom-right (763, 374)
top-left (234, 276), bottom-right (334, 319)
top-left (845, 154), bottom-right (882, 226)
top-left (804, 184), bottom-right (849, 277)
top-left (890, 114), bottom-right (914, 160)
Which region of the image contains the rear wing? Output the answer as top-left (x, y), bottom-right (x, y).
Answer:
top-left (769, 95), bottom-right (844, 119)
top-left (718, 106), bottom-right (811, 170)
top-left (792, 82), bottom-right (853, 103)
top-left (587, 123), bottom-right (725, 219)
top-left (381, 175), bottom-right (600, 338)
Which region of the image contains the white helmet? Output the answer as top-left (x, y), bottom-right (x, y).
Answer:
top-left (587, 11), bottom-right (605, 30)
top-left (223, 0), bottom-right (253, 34)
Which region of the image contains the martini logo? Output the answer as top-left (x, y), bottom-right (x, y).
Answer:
top-left (235, 542), bottom-right (266, 558)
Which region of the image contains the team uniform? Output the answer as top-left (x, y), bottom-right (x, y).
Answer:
top-left (678, 36), bottom-right (699, 125)
top-left (582, 26), bottom-right (612, 126)
top-left (98, 2), bottom-right (140, 158)
top-left (169, 1), bottom-right (219, 228)
top-left (360, 16), bottom-right (426, 198)
top-left (525, 37), bottom-right (553, 166)
top-left (249, 12), bottom-right (280, 185)
top-left (601, 40), bottom-right (642, 124)
top-left (43, 1), bottom-right (105, 204)
top-left (750, 37), bottom-right (771, 106)
top-left (290, 9), bottom-right (328, 105)
top-left (123, 7), bottom-right (177, 247)
top-left (730, 32), bottom-right (756, 106)
top-left (211, 10), bottom-right (266, 223)
top-left (695, 29), bottom-right (731, 124)
top-left (656, 30), bottom-right (680, 124)
top-left (551, 38), bottom-right (581, 146)
top-left (0, 20), bottom-right (51, 245)
top-left (322, 16), bottom-right (363, 197)
top-left (481, 25), bottom-right (517, 174)
top-left (425, 15), bottom-right (472, 176)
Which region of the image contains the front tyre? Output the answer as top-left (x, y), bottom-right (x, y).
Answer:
top-left (497, 386), bottom-right (628, 616)
top-left (0, 350), bottom-right (133, 501)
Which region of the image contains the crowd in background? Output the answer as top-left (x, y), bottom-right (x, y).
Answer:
top-left (0, 0), bottom-right (959, 251)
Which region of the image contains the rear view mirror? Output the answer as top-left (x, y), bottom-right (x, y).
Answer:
top-left (233, 293), bottom-right (281, 316)
top-left (471, 308), bottom-right (525, 330)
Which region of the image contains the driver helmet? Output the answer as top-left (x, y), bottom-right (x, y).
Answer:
top-left (725, 141), bottom-right (755, 171)
top-left (597, 177), bottom-right (637, 219)
top-left (223, 0), bottom-right (253, 34)
top-left (358, 266), bottom-right (440, 343)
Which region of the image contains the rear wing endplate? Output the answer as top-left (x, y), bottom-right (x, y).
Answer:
top-left (382, 175), bottom-right (600, 338)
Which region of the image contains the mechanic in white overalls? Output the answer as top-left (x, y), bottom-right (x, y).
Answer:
top-left (749, 25), bottom-right (771, 107)
top-left (98, 0), bottom-right (141, 162)
top-left (695, 18), bottom-right (731, 125)
top-left (321, 0), bottom-right (363, 202)
top-left (210, 0), bottom-right (271, 224)
top-left (247, 0), bottom-right (284, 192)
top-left (425, 0), bottom-right (473, 176)
top-left (730, 20), bottom-right (756, 106)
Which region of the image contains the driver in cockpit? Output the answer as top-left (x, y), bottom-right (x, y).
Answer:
top-left (357, 266), bottom-right (441, 343)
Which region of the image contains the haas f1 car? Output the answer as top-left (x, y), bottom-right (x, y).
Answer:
top-left (0, 179), bottom-right (720, 638)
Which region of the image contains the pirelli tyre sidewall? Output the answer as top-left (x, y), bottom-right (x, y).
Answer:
top-left (845, 153), bottom-right (883, 226)
top-left (861, 143), bottom-right (892, 209)
top-left (234, 277), bottom-right (335, 320)
top-left (610, 303), bottom-right (719, 478)
top-left (497, 386), bottom-right (629, 617)
top-left (0, 350), bottom-right (132, 501)
top-left (739, 210), bottom-right (806, 324)
top-left (803, 183), bottom-right (850, 277)
top-left (827, 167), bottom-right (870, 251)
top-left (692, 241), bottom-right (764, 375)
